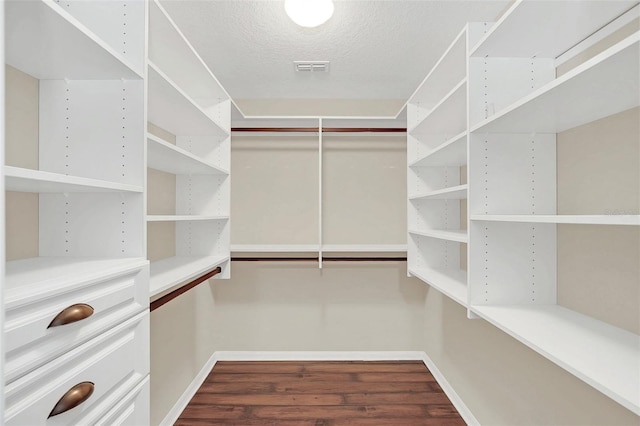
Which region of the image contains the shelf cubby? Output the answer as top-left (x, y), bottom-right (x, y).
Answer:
top-left (409, 184), bottom-right (467, 201)
top-left (409, 266), bottom-right (467, 306)
top-left (147, 134), bottom-right (229, 176)
top-left (409, 229), bottom-right (468, 243)
top-left (408, 132), bottom-right (467, 168)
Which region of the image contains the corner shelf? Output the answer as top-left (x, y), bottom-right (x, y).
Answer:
top-left (409, 184), bottom-right (467, 201)
top-left (471, 214), bottom-right (640, 226)
top-left (409, 229), bottom-right (468, 243)
top-left (147, 134), bottom-right (228, 176)
top-left (409, 132), bottom-right (467, 167)
top-left (409, 267), bottom-right (467, 306)
top-left (5, 166), bottom-right (143, 193)
top-left (409, 79), bottom-right (467, 136)
top-left (471, 32), bottom-right (639, 134)
top-left (471, 304), bottom-right (640, 415)
top-left (5, 0), bottom-right (142, 80)
top-left (150, 255), bottom-right (230, 298)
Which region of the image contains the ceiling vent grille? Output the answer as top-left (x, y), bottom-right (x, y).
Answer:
top-left (294, 61), bottom-right (330, 72)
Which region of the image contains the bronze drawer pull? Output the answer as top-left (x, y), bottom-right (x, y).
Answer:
top-left (48, 304), bottom-right (94, 328)
top-left (48, 381), bottom-right (95, 418)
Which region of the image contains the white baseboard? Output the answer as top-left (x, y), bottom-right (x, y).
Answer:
top-left (161, 350), bottom-right (479, 426)
top-left (159, 352), bottom-right (219, 426)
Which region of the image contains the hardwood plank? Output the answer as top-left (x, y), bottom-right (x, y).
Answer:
top-left (303, 361), bottom-right (430, 374)
top-left (426, 404), bottom-right (464, 417)
top-left (251, 404), bottom-right (430, 420)
top-left (177, 404), bottom-right (246, 420)
top-left (326, 418), bottom-right (466, 426)
top-left (274, 380), bottom-right (436, 394)
top-left (344, 391), bottom-right (451, 405)
top-left (188, 393), bottom-right (344, 406)
top-left (212, 361), bottom-right (304, 374)
top-left (197, 382), bottom-right (274, 394)
top-left (208, 372), bottom-right (354, 383)
top-left (356, 372), bottom-right (437, 382)
top-left (176, 420), bottom-right (320, 426)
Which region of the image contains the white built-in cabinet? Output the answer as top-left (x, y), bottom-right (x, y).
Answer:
top-left (408, 0), bottom-right (640, 415)
top-left (147, 0), bottom-right (231, 299)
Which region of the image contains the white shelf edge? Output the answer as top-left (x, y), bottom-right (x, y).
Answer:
top-left (470, 304), bottom-right (640, 415)
top-left (148, 61), bottom-right (229, 137)
top-left (321, 244), bottom-right (408, 253)
top-left (146, 215), bottom-right (229, 222)
top-left (408, 266), bottom-right (467, 306)
top-left (408, 229), bottom-right (468, 243)
top-left (4, 166), bottom-right (143, 193)
top-left (409, 184), bottom-right (468, 201)
top-left (409, 78), bottom-right (467, 134)
top-left (468, 0), bottom-right (522, 57)
top-left (230, 244), bottom-right (319, 253)
top-left (471, 214), bottom-right (640, 226)
top-left (470, 32), bottom-right (640, 133)
top-left (147, 133), bottom-right (229, 175)
top-left (409, 131), bottom-right (468, 167)
top-left (149, 255), bottom-right (230, 298)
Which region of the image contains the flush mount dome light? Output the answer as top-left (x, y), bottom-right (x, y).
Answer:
top-left (285, 0), bottom-right (334, 28)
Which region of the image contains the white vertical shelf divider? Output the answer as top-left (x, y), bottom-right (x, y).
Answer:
top-left (318, 118), bottom-right (323, 269)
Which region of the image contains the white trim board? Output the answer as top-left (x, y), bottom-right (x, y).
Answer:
top-left (159, 351), bottom-right (479, 426)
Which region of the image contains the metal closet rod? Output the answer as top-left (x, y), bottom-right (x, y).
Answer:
top-left (231, 127), bottom-right (406, 133)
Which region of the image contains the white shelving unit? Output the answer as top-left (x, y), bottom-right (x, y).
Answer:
top-left (3, 0), bottom-right (149, 423)
top-left (464, 0), bottom-right (639, 415)
top-left (147, 0), bottom-right (231, 299)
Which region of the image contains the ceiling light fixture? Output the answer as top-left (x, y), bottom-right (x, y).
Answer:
top-left (285, 0), bottom-right (334, 28)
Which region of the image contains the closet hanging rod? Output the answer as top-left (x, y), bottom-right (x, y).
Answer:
top-left (150, 266), bottom-right (222, 312)
top-left (232, 127), bottom-right (406, 133)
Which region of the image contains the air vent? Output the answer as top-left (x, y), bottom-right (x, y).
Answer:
top-left (294, 61), bottom-right (330, 72)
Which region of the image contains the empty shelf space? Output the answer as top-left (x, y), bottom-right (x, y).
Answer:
top-left (148, 62), bottom-right (228, 137)
top-left (5, 0), bottom-right (141, 79)
top-left (409, 132), bottom-right (467, 167)
top-left (409, 79), bottom-right (467, 136)
top-left (409, 184), bottom-right (468, 201)
top-left (471, 214), bottom-right (640, 226)
top-left (471, 304), bottom-right (640, 415)
top-left (5, 257), bottom-right (148, 305)
top-left (470, 0), bottom-right (637, 58)
top-left (409, 267), bottom-right (467, 306)
top-left (409, 229), bottom-right (468, 243)
top-left (471, 32), bottom-right (639, 134)
top-left (147, 134), bottom-right (229, 175)
top-left (4, 166), bottom-right (143, 193)
top-left (147, 215), bottom-right (229, 222)
top-left (150, 255), bottom-right (230, 298)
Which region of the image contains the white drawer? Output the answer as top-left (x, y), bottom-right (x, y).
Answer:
top-left (95, 376), bottom-right (149, 426)
top-left (4, 311), bottom-right (149, 426)
top-left (5, 263), bottom-right (148, 382)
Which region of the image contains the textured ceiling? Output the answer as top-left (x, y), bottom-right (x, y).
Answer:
top-left (159, 0), bottom-right (510, 102)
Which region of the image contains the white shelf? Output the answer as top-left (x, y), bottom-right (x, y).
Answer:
top-left (409, 184), bottom-right (468, 201)
top-left (409, 79), bottom-right (467, 136)
top-left (5, 257), bottom-right (148, 307)
top-left (5, 0), bottom-right (141, 79)
top-left (149, 255), bottom-right (229, 298)
top-left (471, 214), bottom-right (640, 226)
top-left (409, 229), bottom-right (468, 243)
top-left (409, 267), bottom-right (467, 306)
top-left (147, 62), bottom-right (228, 137)
top-left (147, 134), bottom-right (228, 176)
top-left (471, 32), bottom-right (639, 134)
top-left (472, 304), bottom-right (640, 415)
top-left (409, 132), bottom-right (467, 167)
top-left (231, 244), bottom-right (319, 253)
top-left (321, 244), bottom-right (407, 253)
top-left (470, 0), bottom-right (637, 58)
top-left (147, 215), bottom-right (229, 222)
top-left (4, 166), bottom-right (143, 193)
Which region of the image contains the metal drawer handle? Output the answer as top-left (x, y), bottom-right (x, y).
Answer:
top-left (48, 381), bottom-right (95, 418)
top-left (48, 304), bottom-right (94, 328)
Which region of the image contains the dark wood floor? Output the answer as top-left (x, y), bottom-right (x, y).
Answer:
top-left (176, 361), bottom-right (465, 425)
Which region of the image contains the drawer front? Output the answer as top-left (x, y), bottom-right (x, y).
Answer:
top-left (94, 376), bottom-right (149, 426)
top-left (4, 311), bottom-right (149, 426)
top-left (5, 266), bottom-right (148, 382)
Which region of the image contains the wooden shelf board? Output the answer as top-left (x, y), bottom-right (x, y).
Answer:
top-left (470, 0), bottom-right (637, 58)
top-left (472, 304), bottom-right (640, 415)
top-left (471, 214), bottom-right (640, 226)
top-left (409, 229), bottom-right (468, 243)
top-left (409, 267), bottom-right (467, 306)
top-left (150, 255), bottom-right (230, 298)
top-left (409, 132), bottom-right (467, 167)
top-left (147, 215), bottom-right (229, 222)
top-left (5, 166), bottom-right (143, 193)
top-left (147, 134), bottom-right (229, 175)
top-left (410, 184), bottom-right (468, 201)
top-left (5, 0), bottom-right (141, 79)
top-left (147, 62), bottom-right (228, 137)
top-left (5, 257), bottom-right (148, 307)
top-left (409, 79), bottom-right (467, 136)
top-left (471, 33), bottom-right (639, 134)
